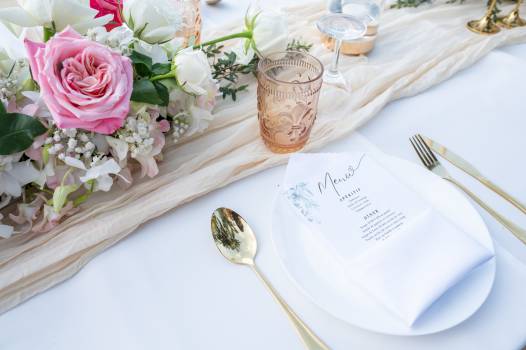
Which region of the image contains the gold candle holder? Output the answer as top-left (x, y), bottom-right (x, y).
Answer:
top-left (321, 23), bottom-right (378, 56)
top-left (467, 0), bottom-right (500, 34)
top-left (497, 0), bottom-right (526, 28)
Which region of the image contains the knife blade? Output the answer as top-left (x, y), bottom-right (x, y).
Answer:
top-left (422, 135), bottom-right (526, 215)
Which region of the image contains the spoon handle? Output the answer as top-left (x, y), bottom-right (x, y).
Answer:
top-left (251, 265), bottom-right (330, 350)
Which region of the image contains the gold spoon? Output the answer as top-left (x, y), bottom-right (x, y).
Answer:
top-left (211, 207), bottom-right (330, 350)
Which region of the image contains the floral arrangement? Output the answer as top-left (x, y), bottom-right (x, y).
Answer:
top-left (0, 0), bottom-right (295, 237)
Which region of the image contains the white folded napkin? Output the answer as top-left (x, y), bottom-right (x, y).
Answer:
top-left (281, 152), bottom-right (494, 326)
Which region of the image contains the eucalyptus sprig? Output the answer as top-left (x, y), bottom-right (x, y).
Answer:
top-left (203, 44), bottom-right (257, 101)
top-left (392, 0), bottom-right (500, 13)
top-left (286, 39), bottom-right (313, 52)
top-left (203, 38), bottom-right (313, 101)
top-left (391, 0), bottom-right (431, 8)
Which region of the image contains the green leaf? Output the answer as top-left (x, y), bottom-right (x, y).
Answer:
top-left (151, 63), bottom-right (172, 76)
top-left (135, 23), bottom-right (149, 40)
top-left (131, 79), bottom-right (169, 106)
top-left (0, 113), bottom-right (48, 155)
top-left (127, 15), bottom-right (135, 31)
top-left (42, 144), bottom-right (50, 164)
top-left (52, 184), bottom-right (80, 213)
top-left (153, 81), bottom-right (169, 106)
top-left (73, 179), bottom-right (95, 206)
top-left (0, 102), bottom-right (5, 115)
top-left (130, 50), bottom-right (153, 77)
top-left (43, 25), bottom-right (56, 42)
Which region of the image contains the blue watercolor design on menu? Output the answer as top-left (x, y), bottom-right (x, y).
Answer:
top-left (286, 182), bottom-right (321, 224)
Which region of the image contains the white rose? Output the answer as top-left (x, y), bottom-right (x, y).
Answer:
top-left (123, 0), bottom-right (183, 44)
top-left (247, 11), bottom-right (289, 57)
top-left (0, 0), bottom-right (112, 34)
top-left (174, 49), bottom-right (214, 96)
top-left (87, 25), bottom-right (134, 55)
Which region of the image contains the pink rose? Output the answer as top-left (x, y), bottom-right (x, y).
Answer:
top-left (90, 0), bottom-right (124, 31)
top-left (24, 27), bottom-right (132, 134)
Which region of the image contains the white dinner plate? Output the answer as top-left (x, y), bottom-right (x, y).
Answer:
top-left (271, 153), bottom-right (496, 336)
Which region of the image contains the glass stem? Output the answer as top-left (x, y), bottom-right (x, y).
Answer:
top-left (330, 39), bottom-right (342, 75)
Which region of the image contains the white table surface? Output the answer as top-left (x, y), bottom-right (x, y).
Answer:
top-left (1, 1), bottom-right (526, 349)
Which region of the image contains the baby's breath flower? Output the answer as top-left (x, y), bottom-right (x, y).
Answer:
top-left (114, 112), bottom-right (158, 158)
top-left (172, 113), bottom-right (190, 143)
top-left (47, 127), bottom-right (102, 166)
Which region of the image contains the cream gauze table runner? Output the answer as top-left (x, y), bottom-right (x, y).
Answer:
top-left (0, 0), bottom-right (524, 314)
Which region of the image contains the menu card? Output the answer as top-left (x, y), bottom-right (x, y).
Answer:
top-left (283, 152), bottom-right (428, 257)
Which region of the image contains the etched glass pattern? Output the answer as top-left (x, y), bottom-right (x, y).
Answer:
top-left (257, 51), bottom-right (323, 153)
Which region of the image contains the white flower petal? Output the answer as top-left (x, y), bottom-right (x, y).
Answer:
top-left (123, 0), bottom-right (183, 44)
top-left (250, 11), bottom-right (289, 57)
top-left (1, 172), bottom-right (22, 197)
top-left (0, 21), bottom-right (28, 59)
top-left (0, 224), bottom-right (14, 239)
top-left (10, 160), bottom-right (40, 186)
top-left (0, 7), bottom-right (41, 27)
top-left (134, 40), bottom-right (168, 64)
top-left (64, 156), bottom-right (87, 170)
top-left (51, 0), bottom-right (110, 33)
top-left (175, 49), bottom-right (213, 96)
top-left (93, 174), bottom-right (113, 192)
top-left (142, 26), bottom-right (178, 44)
top-left (231, 43), bottom-right (255, 65)
top-left (106, 136), bottom-right (129, 161)
top-left (186, 104), bottom-right (214, 136)
top-left (71, 13), bottom-right (113, 34)
top-left (18, 0), bottom-right (53, 24)
top-left (79, 159), bottom-right (121, 183)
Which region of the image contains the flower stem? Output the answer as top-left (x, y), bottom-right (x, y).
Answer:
top-left (43, 25), bottom-right (56, 42)
top-left (150, 71), bottom-right (176, 82)
top-left (193, 31), bottom-right (252, 49)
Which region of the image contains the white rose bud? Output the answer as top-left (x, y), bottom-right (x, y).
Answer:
top-left (249, 11), bottom-right (289, 57)
top-left (123, 0), bottom-right (183, 44)
top-left (174, 49), bottom-right (214, 96)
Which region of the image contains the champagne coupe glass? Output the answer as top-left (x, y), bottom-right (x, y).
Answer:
top-left (316, 13), bottom-right (367, 89)
top-left (340, 0), bottom-right (382, 24)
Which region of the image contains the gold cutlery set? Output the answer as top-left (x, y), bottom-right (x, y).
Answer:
top-left (209, 136), bottom-right (524, 350)
top-left (467, 0), bottom-right (525, 34)
top-left (410, 134), bottom-right (526, 245)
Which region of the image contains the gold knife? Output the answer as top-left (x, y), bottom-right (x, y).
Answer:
top-left (422, 135), bottom-right (526, 215)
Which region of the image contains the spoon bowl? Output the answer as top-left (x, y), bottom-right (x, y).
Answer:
top-left (211, 207), bottom-right (257, 266)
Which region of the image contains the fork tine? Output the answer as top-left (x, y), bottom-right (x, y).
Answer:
top-left (416, 134), bottom-right (438, 163)
top-left (412, 135), bottom-right (434, 165)
top-left (409, 136), bottom-right (430, 167)
top-left (412, 135), bottom-right (433, 167)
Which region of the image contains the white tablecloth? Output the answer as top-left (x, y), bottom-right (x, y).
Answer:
top-left (1, 1), bottom-right (526, 349)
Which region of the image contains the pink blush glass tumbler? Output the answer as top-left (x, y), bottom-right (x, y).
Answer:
top-left (256, 51), bottom-right (324, 153)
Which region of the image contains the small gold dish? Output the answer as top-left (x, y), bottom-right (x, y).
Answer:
top-left (322, 23), bottom-right (378, 55)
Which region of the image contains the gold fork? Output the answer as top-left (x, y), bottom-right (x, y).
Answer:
top-left (410, 134), bottom-right (526, 245)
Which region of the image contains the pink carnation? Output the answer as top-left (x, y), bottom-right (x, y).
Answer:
top-left (24, 27), bottom-right (133, 135)
top-left (90, 0), bottom-right (124, 31)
